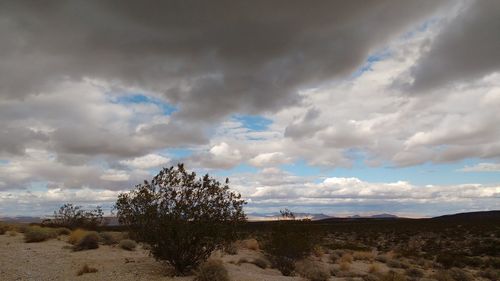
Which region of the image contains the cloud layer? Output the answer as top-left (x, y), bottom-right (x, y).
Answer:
top-left (1, 1), bottom-right (500, 216)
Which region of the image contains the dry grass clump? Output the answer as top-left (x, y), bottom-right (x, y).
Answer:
top-left (251, 258), bottom-right (268, 269)
top-left (236, 257), bottom-right (249, 265)
top-left (379, 271), bottom-right (408, 281)
top-left (68, 229), bottom-right (87, 244)
top-left (194, 259), bottom-right (229, 281)
top-left (7, 230), bottom-right (18, 236)
top-left (72, 231), bottom-right (99, 251)
top-left (329, 250), bottom-right (343, 263)
top-left (387, 259), bottom-right (409, 269)
top-left (119, 239), bottom-right (137, 251)
top-left (296, 260), bottom-right (330, 281)
top-left (24, 226), bottom-right (57, 243)
top-left (223, 243), bottom-right (238, 255)
top-left (99, 231), bottom-right (123, 245)
top-left (432, 268), bottom-right (473, 281)
top-left (339, 261), bottom-right (351, 271)
top-left (0, 223), bottom-right (9, 234)
top-left (55, 227), bottom-right (71, 235)
top-left (340, 252), bottom-right (353, 263)
top-left (405, 267), bottom-right (424, 278)
top-left (76, 264), bottom-right (98, 276)
top-left (312, 245), bottom-right (325, 258)
top-left (241, 238), bottom-right (260, 251)
top-left (354, 251), bottom-right (375, 261)
top-left (368, 263), bottom-right (380, 273)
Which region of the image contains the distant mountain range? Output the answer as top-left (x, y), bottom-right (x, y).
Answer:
top-left (2, 210), bottom-right (499, 223)
top-left (246, 212), bottom-right (399, 221)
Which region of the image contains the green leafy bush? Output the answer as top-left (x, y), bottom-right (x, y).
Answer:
top-left (115, 164), bottom-right (246, 275)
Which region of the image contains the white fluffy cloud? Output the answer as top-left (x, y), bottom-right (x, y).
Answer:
top-left (120, 154), bottom-right (170, 169)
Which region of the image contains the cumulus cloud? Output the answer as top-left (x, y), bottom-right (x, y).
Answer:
top-left (230, 169), bottom-right (500, 216)
top-left (120, 154), bottom-right (170, 169)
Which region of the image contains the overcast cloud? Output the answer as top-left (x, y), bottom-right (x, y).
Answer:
top-left (0, 0), bottom-right (499, 216)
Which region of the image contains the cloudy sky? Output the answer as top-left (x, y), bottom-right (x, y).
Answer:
top-left (1, 0), bottom-right (499, 217)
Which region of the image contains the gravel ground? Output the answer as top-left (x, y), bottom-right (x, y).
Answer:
top-left (0, 234), bottom-right (304, 281)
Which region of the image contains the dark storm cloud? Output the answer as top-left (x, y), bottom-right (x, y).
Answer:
top-left (0, 0), bottom-right (446, 120)
top-left (409, 0), bottom-right (500, 91)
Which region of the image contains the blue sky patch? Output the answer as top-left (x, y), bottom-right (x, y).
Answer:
top-left (233, 115), bottom-right (272, 131)
top-left (112, 93), bottom-right (177, 115)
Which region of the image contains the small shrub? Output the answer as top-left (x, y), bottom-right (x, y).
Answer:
top-left (119, 239), bottom-right (137, 251)
top-left (24, 226), bottom-right (57, 243)
top-left (242, 238), bottom-right (260, 251)
top-left (73, 231), bottom-right (99, 251)
top-left (405, 267), bottom-right (424, 278)
top-left (447, 268), bottom-right (473, 281)
top-left (479, 268), bottom-right (500, 280)
top-left (264, 210), bottom-right (319, 276)
top-left (312, 245), bottom-right (325, 258)
top-left (368, 263), bottom-right (380, 273)
top-left (340, 253), bottom-right (353, 263)
top-left (251, 258), bottom-right (268, 269)
top-left (8, 230), bottom-right (18, 236)
top-left (375, 255), bottom-right (388, 263)
top-left (99, 231), bottom-right (123, 245)
top-left (56, 227), bottom-right (71, 235)
top-left (363, 274), bottom-right (380, 281)
top-left (194, 259), bottom-right (229, 281)
top-left (329, 251), bottom-right (342, 263)
top-left (339, 261), bottom-right (351, 271)
top-left (237, 257), bottom-right (249, 265)
top-left (297, 260), bottom-right (330, 281)
top-left (379, 271), bottom-right (407, 281)
top-left (68, 229), bottom-right (87, 245)
top-left (354, 251), bottom-right (374, 261)
top-left (0, 223), bottom-right (9, 234)
top-left (387, 259), bottom-right (409, 269)
top-left (224, 243), bottom-right (238, 255)
top-left (77, 264), bottom-right (98, 276)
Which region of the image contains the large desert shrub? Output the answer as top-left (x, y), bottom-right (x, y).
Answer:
top-left (264, 209), bottom-right (319, 276)
top-left (115, 164), bottom-right (246, 275)
top-left (47, 203), bottom-right (103, 229)
top-left (24, 226), bottom-right (57, 242)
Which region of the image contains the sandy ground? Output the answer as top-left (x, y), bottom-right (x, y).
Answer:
top-left (0, 234), bottom-right (385, 281)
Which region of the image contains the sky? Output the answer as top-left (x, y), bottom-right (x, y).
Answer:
top-left (0, 0), bottom-right (499, 217)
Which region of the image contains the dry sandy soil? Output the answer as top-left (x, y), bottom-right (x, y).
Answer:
top-left (0, 234), bottom-right (304, 281)
top-left (0, 233), bottom-right (392, 281)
